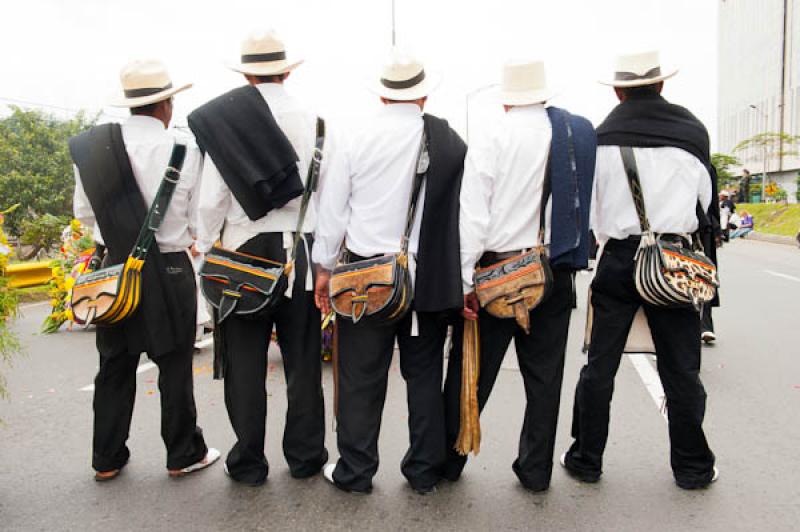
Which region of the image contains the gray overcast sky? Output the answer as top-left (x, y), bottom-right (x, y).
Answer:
top-left (0, 0), bottom-right (718, 146)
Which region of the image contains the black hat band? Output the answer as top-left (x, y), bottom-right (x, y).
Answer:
top-left (124, 83), bottom-right (173, 98)
top-left (381, 69), bottom-right (426, 90)
top-left (241, 51), bottom-right (287, 63)
top-left (614, 66), bottom-right (662, 81)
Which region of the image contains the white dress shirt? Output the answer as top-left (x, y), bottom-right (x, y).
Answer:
top-left (313, 103), bottom-right (426, 271)
top-left (73, 115), bottom-right (203, 253)
top-left (591, 146), bottom-right (712, 243)
top-left (459, 105), bottom-right (552, 292)
top-left (195, 83), bottom-right (335, 254)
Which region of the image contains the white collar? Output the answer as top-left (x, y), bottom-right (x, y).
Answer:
top-left (256, 82), bottom-right (288, 100)
top-left (124, 115), bottom-right (167, 130)
top-left (380, 102), bottom-right (424, 117)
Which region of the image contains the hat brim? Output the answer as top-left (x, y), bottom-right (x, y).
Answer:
top-left (499, 87), bottom-right (557, 106)
top-left (228, 59), bottom-right (304, 76)
top-left (368, 71), bottom-right (442, 101)
top-left (109, 82), bottom-right (192, 108)
top-left (599, 67), bottom-right (679, 88)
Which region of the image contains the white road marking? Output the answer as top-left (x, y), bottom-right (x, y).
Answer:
top-left (627, 354), bottom-right (668, 422)
top-left (20, 301), bottom-right (51, 310)
top-left (79, 361), bottom-right (157, 392)
top-left (765, 269), bottom-right (800, 283)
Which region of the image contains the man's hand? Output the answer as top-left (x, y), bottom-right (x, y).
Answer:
top-left (314, 266), bottom-right (332, 315)
top-left (462, 291), bottom-right (479, 321)
top-left (190, 242), bottom-right (201, 258)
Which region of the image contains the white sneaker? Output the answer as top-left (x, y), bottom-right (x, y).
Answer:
top-left (322, 463), bottom-right (336, 484)
top-left (701, 331), bottom-right (716, 344)
top-left (169, 447), bottom-right (221, 477)
top-left (559, 452), bottom-right (567, 468)
top-left (711, 466), bottom-right (719, 483)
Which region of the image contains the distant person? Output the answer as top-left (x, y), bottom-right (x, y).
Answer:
top-left (738, 169), bottom-right (751, 203)
top-left (561, 50), bottom-right (718, 490)
top-left (730, 210), bottom-right (753, 238)
top-left (719, 190), bottom-right (735, 242)
top-left (71, 59), bottom-right (219, 481)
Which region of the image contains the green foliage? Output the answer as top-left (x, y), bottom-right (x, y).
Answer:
top-left (737, 203), bottom-right (800, 237)
top-left (0, 107), bottom-right (95, 236)
top-left (0, 209), bottom-right (21, 402)
top-left (733, 132), bottom-right (800, 175)
top-left (711, 152), bottom-right (740, 190)
top-left (796, 174), bottom-right (800, 202)
top-left (20, 214), bottom-right (69, 255)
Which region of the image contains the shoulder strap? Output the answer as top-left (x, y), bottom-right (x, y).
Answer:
top-left (401, 127), bottom-right (429, 256)
top-left (131, 143), bottom-right (188, 260)
top-left (619, 146), bottom-right (651, 233)
top-left (288, 117), bottom-right (326, 264)
top-left (538, 151), bottom-right (552, 246)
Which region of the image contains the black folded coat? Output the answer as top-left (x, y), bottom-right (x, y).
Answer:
top-left (188, 85), bottom-right (303, 220)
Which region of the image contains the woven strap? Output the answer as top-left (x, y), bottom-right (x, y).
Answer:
top-left (289, 117), bottom-right (326, 263)
top-left (619, 146), bottom-right (652, 234)
top-left (131, 143), bottom-right (188, 260)
top-left (400, 127), bottom-right (429, 255)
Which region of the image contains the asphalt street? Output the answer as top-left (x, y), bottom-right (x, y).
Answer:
top-left (1, 238), bottom-right (799, 531)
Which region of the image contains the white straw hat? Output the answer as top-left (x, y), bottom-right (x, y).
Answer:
top-left (370, 49), bottom-right (440, 101)
top-left (228, 29), bottom-right (303, 76)
top-left (600, 50), bottom-right (678, 87)
top-left (109, 59), bottom-right (191, 108)
top-left (499, 60), bottom-right (555, 106)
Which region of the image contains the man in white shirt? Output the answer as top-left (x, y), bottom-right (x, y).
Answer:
top-left (442, 61), bottom-right (596, 492)
top-left (189, 30), bottom-right (329, 486)
top-left (561, 51), bottom-right (718, 490)
top-left (313, 51), bottom-right (466, 495)
top-left (71, 59), bottom-right (219, 481)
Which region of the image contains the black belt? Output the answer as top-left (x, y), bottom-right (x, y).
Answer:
top-left (606, 234), bottom-right (690, 250)
top-left (479, 249), bottom-right (527, 268)
top-left (342, 249), bottom-right (381, 263)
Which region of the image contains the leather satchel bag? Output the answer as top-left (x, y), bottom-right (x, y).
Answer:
top-left (71, 143), bottom-right (188, 326)
top-left (329, 131), bottom-right (429, 325)
top-left (473, 145), bottom-right (558, 334)
top-left (199, 118), bottom-right (325, 323)
top-left (619, 146), bottom-right (719, 310)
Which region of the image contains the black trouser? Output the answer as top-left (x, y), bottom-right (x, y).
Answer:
top-left (222, 233), bottom-right (327, 485)
top-left (701, 305), bottom-right (714, 334)
top-left (333, 311), bottom-right (449, 492)
top-left (565, 237), bottom-right (715, 488)
top-left (93, 252), bottom-right (207, 472)
top-left (443, 269), bottom-right (574, 490)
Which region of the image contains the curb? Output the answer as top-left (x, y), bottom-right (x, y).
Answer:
top-left (746, 231), bottom-right (798, 247)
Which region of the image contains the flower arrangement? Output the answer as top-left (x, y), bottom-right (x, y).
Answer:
top-left (1, 205), bottom-right (22, 400)
top-left (41, 219), bottom-right (94, 334)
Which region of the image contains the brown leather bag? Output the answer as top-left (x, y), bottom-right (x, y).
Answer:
top-left (329, 131), bottom-right (428, 325)
top-left (473, 155), bottom-right (553, 334)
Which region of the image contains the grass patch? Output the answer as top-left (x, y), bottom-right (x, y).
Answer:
top-left (14, 285), bottom-right (50, 303)
top-left (738, 203), bottom-right (800, 237)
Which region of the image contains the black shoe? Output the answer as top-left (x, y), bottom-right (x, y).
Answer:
top-left (560, 453), bottom-right (600, 483)
top-left (410, 483), bottom-right (438, 495)
top-left (676, 466), bottom-right (719, 490)
top-left (290, 450), bottom-right (329, 479)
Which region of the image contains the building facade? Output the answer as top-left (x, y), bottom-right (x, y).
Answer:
top-left (718, 0), bottom-right (799, 202)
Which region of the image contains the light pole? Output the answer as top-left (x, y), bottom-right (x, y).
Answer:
top-left (391, 0), bottom-right (396, 46)
top-left (749, 104), bottom-right (769, 202)
top-left (465, 83), bottom-right (497, 143)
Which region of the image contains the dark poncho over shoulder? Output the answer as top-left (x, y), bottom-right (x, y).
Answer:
top-left (414, 114), bottom-right (467, 314)
top-left (596, 91), bottom-right (721, 304)
top-left (187, 85), bottom-right (303, 221)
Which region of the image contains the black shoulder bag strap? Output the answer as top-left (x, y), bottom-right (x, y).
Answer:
top-left (287, 117), bottom-right (326, 271)
top-left (400, 128), bottom-right (430, 258)
top-left (130, 143), bottom-right (188, 260)
top-left (619, 146), bottom-right (652, 234)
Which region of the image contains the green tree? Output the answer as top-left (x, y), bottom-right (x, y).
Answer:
top-left (0, 107), bottom-right (95, 236)
top-left (711, 152), bottom-right (740, 191)
top-left (733, 132), bottom-right (800, 174)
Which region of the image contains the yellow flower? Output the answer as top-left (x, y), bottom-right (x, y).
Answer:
top-left (50, 299), bottom-right (60, 308)
top-left (65, 308), bottom-right (74, 321)
top-left (70, 219), bottom-right (82, 232)
top-left (65, 277), bottom-right (76, 290)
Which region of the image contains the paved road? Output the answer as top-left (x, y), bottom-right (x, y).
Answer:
top-left (1, 239), bottom-right (799, 531)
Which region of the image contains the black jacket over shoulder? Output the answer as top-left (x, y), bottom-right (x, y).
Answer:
top-left (414, 114), bottom-right (467, 314)
top-left (187, 85), bottom-right (304, 221)
top-left (69, 123), bottom-right (183, 357)
top-left (596, 91), bottom-right (721, 305)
